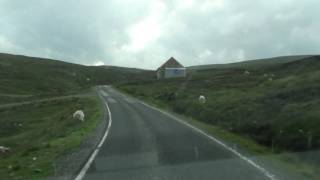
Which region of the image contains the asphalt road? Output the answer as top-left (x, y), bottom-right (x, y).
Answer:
top-left (82, 86), bottom-right (272, 180)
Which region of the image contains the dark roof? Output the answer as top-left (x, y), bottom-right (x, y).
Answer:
top-left (157, 57), bottom-right (184, 70)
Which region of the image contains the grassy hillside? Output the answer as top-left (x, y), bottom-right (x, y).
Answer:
top-left (118, 55), bottom-right (320, 153)
top-left (0, 53), bottom-right (154, 179)
top-left (188, 55), bottom-right (313, 71)
top-left (0, 53), bottom-right (154, 97)
top-left (1, 52), bottom-right (319, 179)
top-left (0, 96), bottom-right (103, 180)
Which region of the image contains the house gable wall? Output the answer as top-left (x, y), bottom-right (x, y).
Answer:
top-left (164, 68), bottom-right (186, 78)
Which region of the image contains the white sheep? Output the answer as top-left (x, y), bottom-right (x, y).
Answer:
top-left (199, 95), bottom-right (206, 104)
top-left (0, 146), bottom-right (10, 153)
top-left (73, 110), bottom-right (85, 122)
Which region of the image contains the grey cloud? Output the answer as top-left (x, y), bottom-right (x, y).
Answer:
top-left (0, 0), bottom-right (319, 69)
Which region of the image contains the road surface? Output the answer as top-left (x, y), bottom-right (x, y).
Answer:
top-left (82, 86), bottom-right (273, 180)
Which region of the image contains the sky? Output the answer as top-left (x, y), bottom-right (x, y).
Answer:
top-left (0, 0), bottom-right (319, 69)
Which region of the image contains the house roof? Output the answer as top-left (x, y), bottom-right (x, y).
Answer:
top-left (157, 57), bottom-right (184, 70)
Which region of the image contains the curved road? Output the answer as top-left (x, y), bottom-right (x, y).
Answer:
top-left (82, 86), bottom-right (273, 180)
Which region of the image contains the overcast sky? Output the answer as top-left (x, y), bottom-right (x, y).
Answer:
top-left (0, 0), bottom-right (319, 69)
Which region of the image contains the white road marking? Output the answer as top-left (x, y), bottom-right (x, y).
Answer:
top-left (74, 91), bottom-right (112, 180)
top-left (139, 101), bottom-right (278, 180)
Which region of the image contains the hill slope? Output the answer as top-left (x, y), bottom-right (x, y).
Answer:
top-left (118, 55), bottom-right (320, 152)
top-left (0, 53), bottom-right (154, 96)
top-left (0, 53), bottom-right (155, 179)
top-left (188, 55), bottom-right (314, 71)
top-left (1, 52), bottom-right (319, 179)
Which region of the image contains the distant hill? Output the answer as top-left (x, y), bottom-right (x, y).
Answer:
top-left (0, 53), bottom-right (154, 96)
top-left (188, 55), bottom-right (315, 71)
top-left (104, 65), bottom-right (150, 73)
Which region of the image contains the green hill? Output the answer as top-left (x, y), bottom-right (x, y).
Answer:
top-left (2, 52), bottom-right (319, 152)
top-left (188, 55), bottom-right (313, 71)
top-left (0, 53), bottom-right (154, 96)
top-left (0, 53), bottom-right (155, 179)
top-left (118, 55), bottom-right (320, 152)
top-left (1, 52), bottom-right (320, 179)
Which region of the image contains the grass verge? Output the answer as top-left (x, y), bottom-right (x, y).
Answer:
top-left (0, 94), bottom-right (103, 180)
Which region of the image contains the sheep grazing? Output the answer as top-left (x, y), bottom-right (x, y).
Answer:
top-left (264, 73), bottom-right (275, 78)
top-left (244, 70), bottom-right (250, 75)
top-left (0, 146), bottom-right (10, 154)
top-left (199, 95), bottom-right (206, 104)
top-left (73, 110), bottom-right (85, 122)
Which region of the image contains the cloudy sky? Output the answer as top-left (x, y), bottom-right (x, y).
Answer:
top-left (0, 0), bottom-right (319, 69)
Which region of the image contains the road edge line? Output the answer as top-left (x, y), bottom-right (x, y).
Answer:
top-left (138, 101), bottom-right (278, 180)
top-left (74, 90), bottom-right (112, 180)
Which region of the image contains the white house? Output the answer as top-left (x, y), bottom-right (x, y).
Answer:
top-left (156, 57), bottom-right (186, 79)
